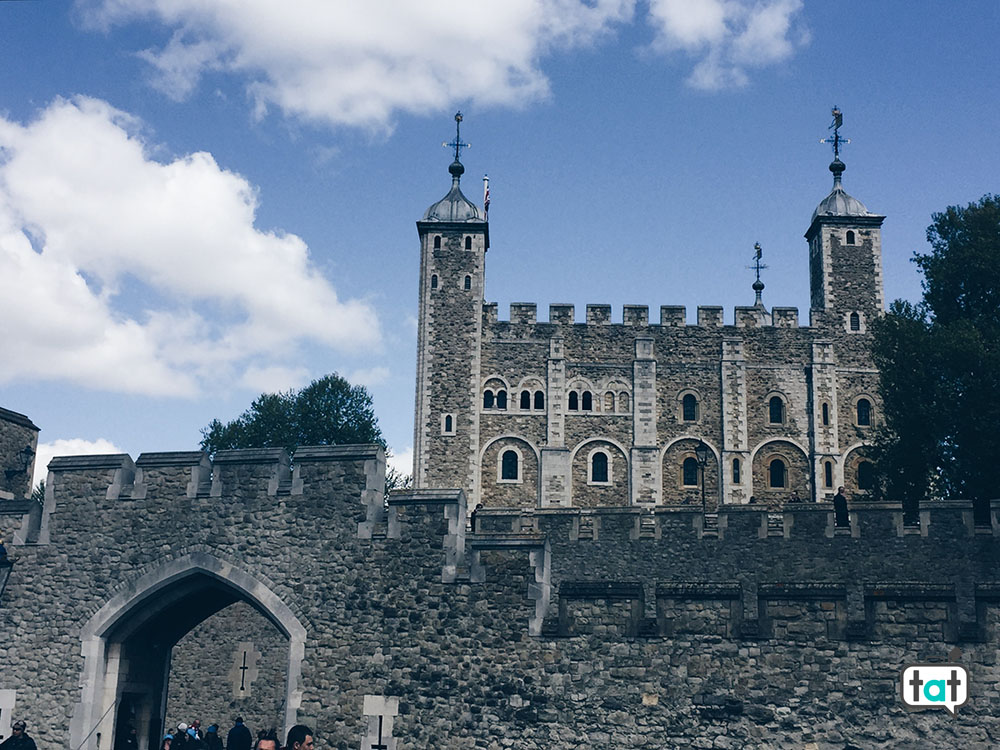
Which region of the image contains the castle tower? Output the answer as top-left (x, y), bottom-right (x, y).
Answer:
top-left (412, 113), bottom-right (489, 497)
top-left (805, 155), bottom-right (885, 332)
top-left (805, 113), bottom-right (885, 499)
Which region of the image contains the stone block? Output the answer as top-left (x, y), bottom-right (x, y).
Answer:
top-left (659, 305), bottom-right (686, 326)
top-left (586, 304), bottom-right (612, 325)
top-left (623, 305), bottom-right (648, 326)
top-left (549, 303), bottom-right (575, 325)
top-left (772, 307), bottom-right (799, 327)
top-left (510, 303), bottom-right (537, 324)
top-left (697, 306), bottom-right (724, 327)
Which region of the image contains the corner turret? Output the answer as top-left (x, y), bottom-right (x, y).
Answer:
top-left (805, 109), bottom-right (885, 331)
top-left (413, 113), bottom-right (489, 498)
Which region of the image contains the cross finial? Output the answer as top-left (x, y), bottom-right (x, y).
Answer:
top-left (443, 111), bottom-right (470, 163)
top-left (820, 105), bottom-right (850, 159)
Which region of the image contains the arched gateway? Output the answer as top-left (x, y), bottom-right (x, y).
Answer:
top-left (70, 553), bottom-right (305, 750)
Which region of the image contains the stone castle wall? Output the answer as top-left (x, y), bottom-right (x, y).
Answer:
top-left (474, 308), bottom-right (879, 508)
top-left (2, 447), bottom-right (1000, 749)
top-left (414, 175), bottom-right (887, 513)
top-left (165, 601), bottom-right (287, 737)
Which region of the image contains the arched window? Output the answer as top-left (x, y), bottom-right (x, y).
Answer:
top-left (850, 312), bottom-right (861, 331)
top-left (496, 390), bottom-right (507, 409)
top-left (591, 452), bottom-right (609, 483)
top-left (618, 391), bottom-right (629, 412)
top-left (682, 393), bottom-right (698, 422)
top-left (857, 461), bottom-right (875, 490)
top-left (520, 390), bottom-right (531, 410)
top-left (732, 458), bottom-right (741, 484)
top-left (444, 415), bottom-right (453, 433)
top-left (465, 236), bottom-right (472, 250)
top-left (534, 391), bottom-right (544, 410)
top-left (769, 396), bottom-right (785, 424)
top-left (582, 391), bottom-right (593, 411)
top-left (822, 402), bottom-right (830, 426)
top-left (430, 274), bottom-right (438, 289)
top-left (568, 391), bottom-right (579, 411)
top-left (768, 458), bottom-right (787, 488)
top-left (846, 230), bottom-right (855, 245)
top-left (604, 392), bottom-right (615, 412)
top-left (464, 275), bottom-right (472, 291)
top-left (501, 450), bottom-right (519, 481)
top-left (483, 390), bottom-right (494, 409)
top-left (824, 461), bottom-right (833, 488)
top-left (856, 398), bottom-right (872, 426)
top-left (682, 457), bottom-right (699, 487)
top-left (433, 235), bottom-right (441, 249)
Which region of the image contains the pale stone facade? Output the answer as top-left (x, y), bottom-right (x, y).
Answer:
top-left (414, 153), bottom-right (885, 510)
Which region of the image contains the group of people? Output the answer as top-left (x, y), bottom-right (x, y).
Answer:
top-left (158, 719), bottom-right (222, 750)
top-left (161, 719), bottom-right (313, 750)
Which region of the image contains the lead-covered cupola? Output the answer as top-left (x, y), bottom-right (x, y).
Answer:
top-left (421, 112), bottom-right (486, 224)
top-left (811, 157), bottom-right (870, 222)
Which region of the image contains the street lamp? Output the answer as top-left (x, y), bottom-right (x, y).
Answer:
top-left (4, 444), bottom-right (35, 481)
top-left (694, 440), bottom-right (710, 515)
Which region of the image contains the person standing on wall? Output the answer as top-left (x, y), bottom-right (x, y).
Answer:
top-left (833, 486), bottom-right (850, 528)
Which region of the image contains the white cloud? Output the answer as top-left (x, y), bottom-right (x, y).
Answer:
top-left (239, 365), bottom-right (311, 393)
top-left (74, 2), bottom-right (809, 127)
top-left (77, 0), bottom-right (637, 130)
top-left (0, 97), bottom-right (380, 396)
top-left (647, 0), bottom-right (806, 90)
top-left (347, 366), bottom-right (391, 388)
top-left (387, 446), bottom-right (412, 478)
top-left (33, 437), bottom-right (122, 488)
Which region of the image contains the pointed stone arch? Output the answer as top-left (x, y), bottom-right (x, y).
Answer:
top-left (71, 552), bottom-right (306, 750)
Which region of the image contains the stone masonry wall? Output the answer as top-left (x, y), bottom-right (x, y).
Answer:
top-left (3, 448), bottom-right (1000, 749)
top-left (476, 313), bottom-right (880, 506)
top-left (166, 601), bottom-right (287, 736)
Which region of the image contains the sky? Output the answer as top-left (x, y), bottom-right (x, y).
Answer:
top-left (1, 1), bottom-right (998, 488)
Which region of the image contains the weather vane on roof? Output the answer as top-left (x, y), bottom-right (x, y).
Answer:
top-left (748, 242), bottom-right (768, 306)
top-left (443, 111), bottom-right (470, 162)
top-left (820, 106), bottom-right (850, 159)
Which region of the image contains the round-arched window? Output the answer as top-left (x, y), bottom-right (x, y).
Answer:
top-left (682, 457), bottom-right (699, 487)
top-left (501, 450), bottom-right (519, 481)
top-left (769, 458), bottom-right (787, 488)
top-left (856, 398), bottom-right (872, 426)
top-left (857, 460), bottom-right (875, 490)
top-left (591, 452), bottom-right (609, 483)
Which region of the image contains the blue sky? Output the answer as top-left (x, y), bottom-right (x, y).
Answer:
top-left (1, 1), bottom-right (997, 486)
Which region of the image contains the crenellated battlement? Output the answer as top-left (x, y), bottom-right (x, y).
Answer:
top-left (7, 436), bottom-right (1000, 750)
top-left (488, 301), bottom-right (804, 329)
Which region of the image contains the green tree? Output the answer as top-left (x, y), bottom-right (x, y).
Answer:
top-left (201, 373), bottom-right (411, 492)
top-left (872, 195), bottom-right (1000, 519)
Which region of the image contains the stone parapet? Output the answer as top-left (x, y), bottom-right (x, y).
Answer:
top-left (549, 303), bottom-right (575, 325)
top-left (697, 306), bottom-right (724, 327)
top-left (585, 304), bottom-right (611, 325)
top-left (623, 305), bottom-right (648, 326)
top-left (510, 302), bottom-right (537, 324)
